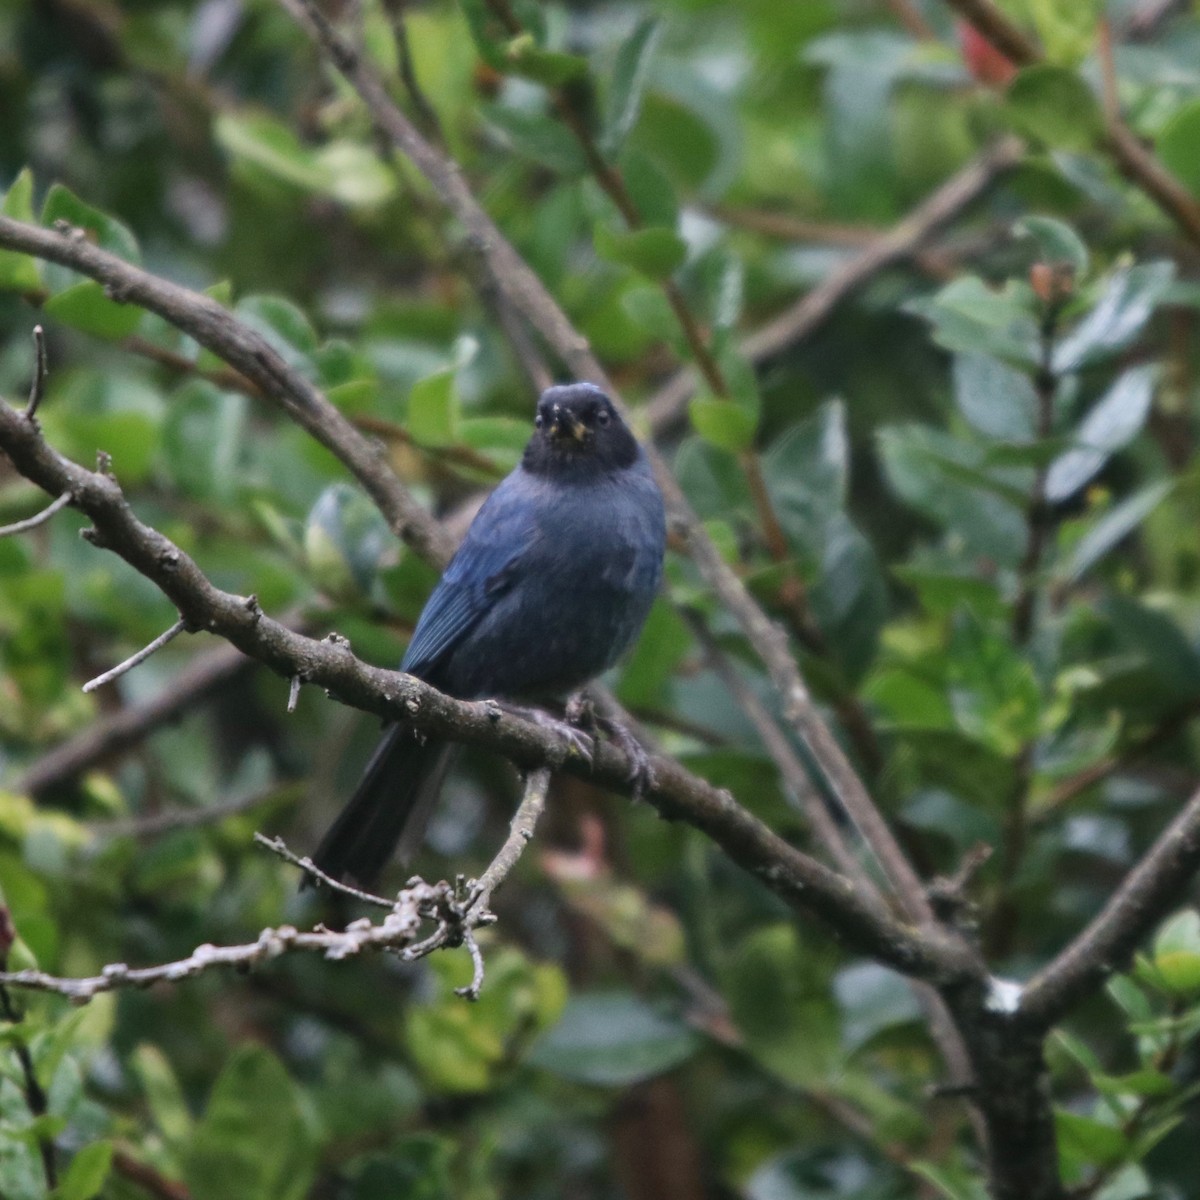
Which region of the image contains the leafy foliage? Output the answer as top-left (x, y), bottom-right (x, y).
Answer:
top-left (2, 0), bottom-right (1200, 1197)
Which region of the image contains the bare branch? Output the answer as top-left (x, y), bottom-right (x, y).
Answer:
top-left (0, 490), bottom-right (70, 538)
top-left (1021, 786), bottom-right (1200, 1028)
top-left (25, 324), bottom-right (47, 421)
top-left (0, 395), bottom-right (977, 985)
top-left (645, 137), bottom-right (1026, 433)
top-left (941, 0), bottom-right (1200, 247)
top-left (254, 832), bottom-right (394, 908)
top-left (89, 784), bottom-right (299, 841)
top-left (467, 766), bottom-right (550, 914)
top-left (81, 617), bottom-right (190, 694)
top-left (0, 213), bottom-right (454, 568)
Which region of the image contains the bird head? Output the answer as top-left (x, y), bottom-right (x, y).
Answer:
top-left (524, 383), bottom-right (639, 477)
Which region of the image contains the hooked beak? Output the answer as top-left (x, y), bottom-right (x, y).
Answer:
top-left (549, 405), bottom-right (588, 443)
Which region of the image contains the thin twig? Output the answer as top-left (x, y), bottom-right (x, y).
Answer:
top-left (941, 0), bottom-right (1200, 247)
top-left (0, 212), bottom-right (454, 568)
top-left (89, 784), bottom-right (299, 841)
top-left (0, 490), bottom-right (70, 537)
top-left (645, 137), bottom-right (1026, 433)
top-left (287, 674), bottom-right (302, 713)
top-left (1022, 784), bottom-right (1200, 1027)
top-left (467, 766), bottom-right (550, 912)
top-left (255, 832), bottom-right (395, 906)
top-left (25, 325), bottom-right (47, 421)
top-left (81, 618), bottom-right (190, 694)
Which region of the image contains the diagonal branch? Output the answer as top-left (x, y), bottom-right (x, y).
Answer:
top-left (0, 394), bottom-right (977, 986)
top-left (645, 136), bottom-right (1026, 433)
top-left (0, 213), bottom-right (454, 568)
top-left (940, 0), bottom-right (1200, 247)
top-left (1020, 785), bottom-right (1200, 1028)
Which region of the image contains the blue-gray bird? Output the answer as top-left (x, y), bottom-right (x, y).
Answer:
top-left (311, 382), bottom-right (666, 886)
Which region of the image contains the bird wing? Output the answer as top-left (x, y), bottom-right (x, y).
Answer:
top-left (400, 476), bottom-right (533, 680)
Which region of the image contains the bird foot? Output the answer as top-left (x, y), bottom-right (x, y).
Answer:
top-left (599, 717), bottom-right (656, 800)
top-left (564, 693), bottom-right (655, 798)
top-left (501, 702), bottom-right (594, 767)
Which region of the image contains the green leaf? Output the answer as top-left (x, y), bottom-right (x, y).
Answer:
top-left (1104, 594), bottom-right (1200, 702)
top-left (529, 991), bottom-right (697, 1086)
top-left (184, 1046), bottom-right (316, 1200)
top-left (594, 223), bottom-right (687, 279)
top-left (811, 514), bottom-right (887, 684)
top-left (408, 367), bottom-right (459, 446)
top-left (604, 18), bottom-right (662, 154)
top-left (1044, 366), bottom-right (1155, 503)
top-left (459, 0), bottom-right (507, 71)
top-left (1063, 481), bottom-right (1172, 582)
top-left (1007, 65), bottom-right (1102, 150)
top-left (235, 294), bottom-right (317, 376)
top-left (40, 183), bottom-right (141, 263)
top-left (0, 168), bottom-right (43, 292)
top-left (877, 424), bottom-right (1027, 564)
top-left (907, 275), bottom-right (1040, 365)
top-left (762, 400), bottom-right (848, 551)
top-left (1053, 263), bottom-right (1175, 373)
top-left (1055, 1110), bottom-right (1127, 1169)
top-left (1014, 215), bottom-right (1090, 277)
top-left (910, 1162), bottom-right (990, 1200)
top-left (689, 396), bottom-right (756, 451)
top-left (131, 1044), bottom-right (193, 1151)
top-left (483, 105), bottom-right (588, 174)
top-left (55, 1141), bottom-right (112, 1200)
top-left (1151, 910), bottom-right (1200, 994)
top-left (502, 34), bottom-right (588, 85)
top-left (953, 352), bottom-right (1038, 441)
top-left (725, 925), bottom-right (841, 1087)
top-left (834, 962), bottom-right (920, 1051)
top-left (305, 483), bottom-right (391, 597)
top-left (619, 148), bottom-right (678, 228)
top-left (1158, 99), bottom-right (1200, 199)
top-left (215, 111), bottom-right (328, 192)
top-left (44, 281), bottom-right (143, 339)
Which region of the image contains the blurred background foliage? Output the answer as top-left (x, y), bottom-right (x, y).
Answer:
top-left (3, 0), bottom-right (1200, 1197)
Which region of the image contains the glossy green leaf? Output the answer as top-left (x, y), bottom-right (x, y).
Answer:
top-left (44, 281), bottom-right (143, 339)
top-left (529, 992), bottom-right (697, 1086)
top-left (1007, 65), bottom-right (1102, 150)
top-left (1044, 366), bottom-right (1155, 503)
top-left (484, 105), bottom-right (588, 174)
top-left (689, 396), bottom-right (756, 451)
top-left (604, 17), bottom-right (662, 153)
top-left (1015, 214), bottom-right (1090, 277)
top-left (56, 1141), bottom-right (113, 1200)
top-left (0, 168), bottom-right (42, 292)
top-left (953, 352), bottom-right (1039, 442)
top-left (502, 35), bottom-right (587, 85)
top-left (1157, 99), bottom-right (1200, 199)
top-left (1063, 481), bottom-right (1172, 582)
top-left (305, 483), bottom-right (391, 597)
top-left (594, 223), bottom-right (687, 279)
top-left (408, 366), bottom-right (459, 446)
top-left (1151, 910), bottom-right (1200, 994)
top-left (184, 1046), bottom-right (316, 1200)
top-left (40, 183), bottom-right (140, 263)
top-left (1053, 263), bottom-right (1175, 373)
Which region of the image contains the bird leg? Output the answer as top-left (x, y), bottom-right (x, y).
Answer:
top-left (497, 701), bottom-right (594, 766)
top-left (565, 692), bottom-right (656, 800)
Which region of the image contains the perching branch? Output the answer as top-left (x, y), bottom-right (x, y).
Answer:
top-left (0, 393), bottom-right (977, 986)
top-left (1021, 785), bottom-right (1200, 1028)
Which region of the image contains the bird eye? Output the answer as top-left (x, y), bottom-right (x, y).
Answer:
top-left (597, 409), bottom-right (610, 426)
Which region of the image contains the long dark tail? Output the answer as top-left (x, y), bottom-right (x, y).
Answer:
top-left (309, 726), bottom-right (453, 889)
